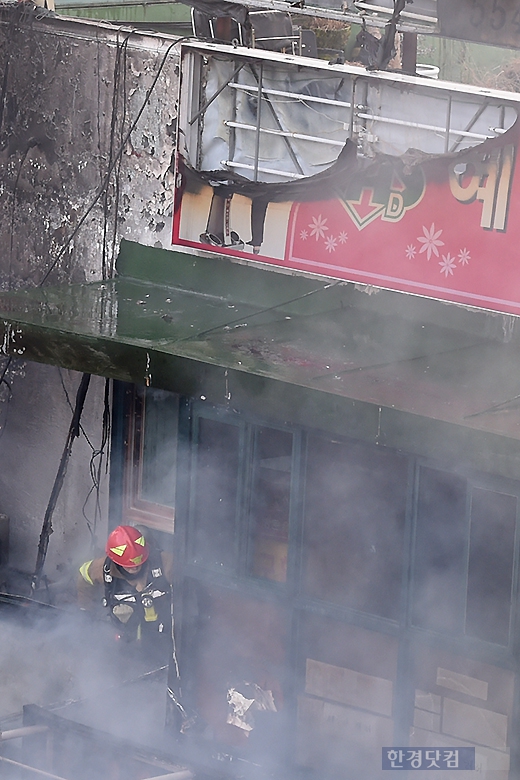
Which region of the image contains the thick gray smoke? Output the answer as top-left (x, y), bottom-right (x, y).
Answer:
top-left (0, 602), bottom-right (171, 779)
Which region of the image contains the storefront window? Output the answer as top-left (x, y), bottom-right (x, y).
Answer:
top-left (140, 389), bottom-right (179, 507)
top-left (302, 436), bottom-right (408, 620)
top-left (466, 487), bottom-right (516, 645)
top-left (190, 417), bottom-right (241, 571)
top-left (413, 470), bottom-right (517, 647)
top-left (120, 389), bottom-right (520, 775)
top-left (248, 427), bottom-right (293, 583)
top-left (185, 583), bottom-right (287, 754)
top-left (412, 467), bottom-right (467, 633)
top-left (123, 387), bottom-right (178, 533)
top-left (296, 612), bottom-right (398, 778)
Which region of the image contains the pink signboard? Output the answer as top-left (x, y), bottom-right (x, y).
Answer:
top-left (173, 122), bottom-right (520, 316)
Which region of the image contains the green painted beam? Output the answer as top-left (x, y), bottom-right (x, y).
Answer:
top-left (2, 242), bottom-right (520, 480)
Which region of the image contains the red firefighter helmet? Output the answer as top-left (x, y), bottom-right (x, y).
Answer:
top-left (105, 525), bottom-right (149, 568)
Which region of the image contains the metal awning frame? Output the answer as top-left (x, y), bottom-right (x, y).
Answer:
top-left (180, 40), bottom-right (520, 183)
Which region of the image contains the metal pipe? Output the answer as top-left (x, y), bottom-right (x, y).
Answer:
top-left (449, 102), bottom-right (490, 153)
top-left (218, 0), bottom-right (435, 30)
top-left (189, 63), bottom-right (245, 125)
top-left (223, 160), bottom-right (304, 178)
top-left (354, 1), bottom-right (436, 23)
top-left (0, 755), bottom-right (68, 780)
top-left (444, 94), bottom-right (452, 154)
top-left (229, 82), bottom-right (351, 110)
top-left (229, 64), bottom-right (240, 164)
top-left (253, 62), bottom-right (264, 182)
top-left (356, 112), bottom-right (491, 141)
top-left (349, 78), bottom-right (357, 140)
top-left (248, 63), bottom-right (305, 177)
top-left (141, 772), bottom-right (194, 780)
top-left (225, 120), bottom-right (346, 146)
top-left (0, 725), bottom-right (49, 740)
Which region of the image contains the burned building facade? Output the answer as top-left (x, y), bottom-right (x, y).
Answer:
top-left (2, 4), bottom-right (520, 780)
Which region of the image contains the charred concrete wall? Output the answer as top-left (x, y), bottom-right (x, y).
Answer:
top-left (0, 8), bottom-right (180, 587)
top-left (0, 9), bottom-right (179, 284)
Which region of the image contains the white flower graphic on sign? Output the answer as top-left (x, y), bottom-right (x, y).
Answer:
top-left (418, 223), bottom-right (444, 261)
top-left (405, 244), bottom-right (417, 260)
top-left (325, 235), bottom-right (337, 253)
top-left (300, 229), bottom-right (309, 241)
top-left (309, 214), bottom-right (328, 241)
top-left (458, 248), bottom-right (471, 266)
top-left (338, 231), bottom-right (349, 244)
top-left (439, 253), bottom-right (456, 277)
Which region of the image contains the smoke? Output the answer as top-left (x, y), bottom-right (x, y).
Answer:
top-left (0, 602), bottom-right (171, 779)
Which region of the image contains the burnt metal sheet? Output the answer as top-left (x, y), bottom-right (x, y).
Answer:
top-left (438, 0), bottom-right (520, 48)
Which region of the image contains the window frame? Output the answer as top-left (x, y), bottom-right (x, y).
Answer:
top-left (408, 456), bottom-right (520, 654)
top-left (122, 386), bottom-right (176, 534)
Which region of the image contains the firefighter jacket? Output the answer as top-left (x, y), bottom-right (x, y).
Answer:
top-left (78, 549), bottom-right (173, 641)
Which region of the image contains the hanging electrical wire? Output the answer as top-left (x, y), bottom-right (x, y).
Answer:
top-left (80, 378), bottom-right (111, 548)
top-left (31, 373), bottom-right (92, 593)
top-left (110, 33), bottom-right (130, 279)
top-left (102, 30), bottom-right (133, 281)
top-left (38, 34), bottom-right (191, 287)
top-left (58, 368), bottom-right (109, 547)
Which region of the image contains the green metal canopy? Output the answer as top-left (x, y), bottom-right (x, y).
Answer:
top-left (2, 240), bottom-right (520, 450)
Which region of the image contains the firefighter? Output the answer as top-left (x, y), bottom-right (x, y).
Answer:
top-left (78, 525), bottom-right (173, 656)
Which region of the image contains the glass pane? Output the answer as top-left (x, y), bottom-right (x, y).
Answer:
top-left (303, 436), bottom-right (407, 619)
top-left (466, 488), bottom-right (516, 645)
top-left (412, 467), bottom-right (466, 633)
top-left (249, 427), bottom-right (292, 583)
top-left (191, 417), bottom-right (240, 570)
top-left (140, 389), bottom-right (178, 507)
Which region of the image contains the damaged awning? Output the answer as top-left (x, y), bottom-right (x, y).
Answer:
top-left (3, 241), bottom-right (520, 442)
top-left (179, 40), bottom-right (520, 183)
top-left (175, 42), bottom-right (520, 316)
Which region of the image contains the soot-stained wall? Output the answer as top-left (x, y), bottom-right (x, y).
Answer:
top-left (0, 9), bottom-right (180, 584)
top-left (0, 9), bottom-right (179, 284)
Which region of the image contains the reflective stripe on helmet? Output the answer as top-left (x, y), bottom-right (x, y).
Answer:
top-left (109, 544), bottom-right (127, 558)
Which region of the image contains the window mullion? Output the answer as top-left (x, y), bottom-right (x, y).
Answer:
top-left (237, 422), bottom-right (254, 578)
